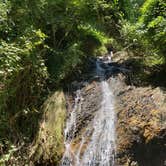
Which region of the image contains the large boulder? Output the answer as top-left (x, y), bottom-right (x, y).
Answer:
top-left (109, 76), bottom-right (166, 166)
top-left (29, 91), bottom-right (66, 165)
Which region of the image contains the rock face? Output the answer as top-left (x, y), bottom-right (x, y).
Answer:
top-left (63, 80), bottom-right (103, 156)
top-left (109, 75), bottom-right (166, 166)
top-left (63, 58), bottom-right (166, 166)
top-left (75, 82), bottom-right (102, 136)
top-left (29, 91), bottom-right (66, 165)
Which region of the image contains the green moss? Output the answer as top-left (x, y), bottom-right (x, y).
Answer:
top-left (30, 90), bottom-right (66, 165)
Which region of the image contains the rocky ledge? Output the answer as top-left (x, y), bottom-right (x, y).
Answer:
top-left (65, 58), bottom-right (166, 166)
top-left (108, 74), bottom-right (166, 166)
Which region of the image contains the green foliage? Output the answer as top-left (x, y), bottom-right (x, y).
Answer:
top-left (118, 0), bottom-right (144, 22)
top-left (0, 30), bottom-right (48, 113)
top-left (0, 1), bottom-right (123, 150)
top-left (118, 0), bottom-right (166, 88)
top-left (119, 0), bottom-right (166, 64)
top-left (36, 0), bottom-right (119, 83)
top-left (79, 24), bottom-right (109, 55)
top-left (0, 143), bottom-right (18, 165)
top-left (0, 1), bottom-right (10, 30)
top-left (140, 0), bottom-right (166, 56)
top-left (0, 31), bottom-right (48, 166)
top-left (140, 0), bottom-right (166, 25)
top-left (46, 43), bottom-right (83, 84)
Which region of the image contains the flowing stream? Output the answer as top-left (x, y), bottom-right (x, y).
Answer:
top-left (61, 89), bottom-right (83, 165)
top-left (61, 58), bottom-right (116, 166)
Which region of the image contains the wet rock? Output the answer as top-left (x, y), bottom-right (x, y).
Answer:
top-left (111, 75), bottom-right (166, 166)
top-left (64, 58), bottom-right (166, 166)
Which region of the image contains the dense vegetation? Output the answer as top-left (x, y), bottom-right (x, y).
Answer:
top-left (119, 0), bottom-right (166, 86)
top-left (0, 0), bottom-right (165, 164)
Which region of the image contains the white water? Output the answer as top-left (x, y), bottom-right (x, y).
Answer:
top-left (61, 59), bottom-right (116, 166)
top-left (61, 90), bottom-right (83, 166)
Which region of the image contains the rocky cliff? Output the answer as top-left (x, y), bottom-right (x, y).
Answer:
top-left (62, 57), bottom-right (166, 166)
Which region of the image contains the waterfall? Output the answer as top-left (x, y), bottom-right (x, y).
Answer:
top-left (61, 90), bottom-right (83, 166)
top-left (61, 58), bottom-right (116, 166)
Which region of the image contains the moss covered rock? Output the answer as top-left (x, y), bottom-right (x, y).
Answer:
top-left (29, 91), bottom-right (66, 165)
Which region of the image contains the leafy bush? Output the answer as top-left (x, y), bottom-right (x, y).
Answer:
top-left (140, 0), bottom-right (166, 58)
top-left (120, 0), bottom-right (166, 61)
top-left (0, 28), bottom-right (48, 143)
top-left (0, 29), bottom-right (48, 113)
top-left (119, 21), bottom-right (149, 55)
top-left (79, 24), bottom-right (109, 55)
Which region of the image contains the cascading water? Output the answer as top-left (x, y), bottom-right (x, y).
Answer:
top-left (61, 58), bottom-right (116, 166)
top-left (61, 90), bottom-right (83, 166)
